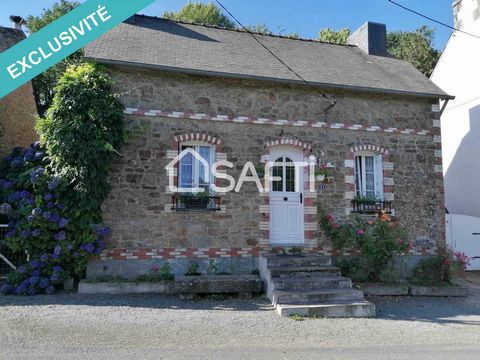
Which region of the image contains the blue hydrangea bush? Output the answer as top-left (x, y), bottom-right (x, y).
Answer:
top-left (0, 64), bottom-right (123, 295)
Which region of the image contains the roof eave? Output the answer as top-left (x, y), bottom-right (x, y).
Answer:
top-left (84, 57), bottom-right (455, 101)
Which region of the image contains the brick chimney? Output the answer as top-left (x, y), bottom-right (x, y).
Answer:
top-left (347, 22), bottom-right (388, 57)
top-left (453, 0), bottom-right (480, 30)
top-left (9, 15), bottom-right (26, 31)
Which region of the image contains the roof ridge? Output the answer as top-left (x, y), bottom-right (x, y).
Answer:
top-left (133, 13), bottom-right (357, 47)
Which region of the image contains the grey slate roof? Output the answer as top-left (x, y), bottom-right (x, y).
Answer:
top-left (84, 15), bottom-right (452, 99)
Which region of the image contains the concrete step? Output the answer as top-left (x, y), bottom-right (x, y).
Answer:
top-left (269, 265), bottom-right (341, 278)
top-left (265, 255), bottom-right (332, 267)
top-left (273, 288), bottom-right (365, 306)
top-left (272, 276), bottom-right (352, 291)
top-left (276, 301), bottom-right (376, 318)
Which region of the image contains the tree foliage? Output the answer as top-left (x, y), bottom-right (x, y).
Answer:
top-left (317, 25), bottom-right (440, 77)
top-left (387, 26), bottom-right (441, 78)
top-left (163, 2), bottom-right (236, 28)
top-left (318, 28), bottom-right (351, 44)
top-left (26, 0), bottom-right (81, 117)
top-left (162, 2), bottom-right (279, 35)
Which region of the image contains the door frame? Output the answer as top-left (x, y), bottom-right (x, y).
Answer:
top-left (268, 146), bottom-right (305, 245)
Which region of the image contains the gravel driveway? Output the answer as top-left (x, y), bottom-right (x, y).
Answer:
top-left (1, 289), bottom-right (480, 360)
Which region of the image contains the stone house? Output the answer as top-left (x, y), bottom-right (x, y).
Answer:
top-left (84, 15), bottom-right (452, 277)
top-left (0, 18), bottom-right (38, 157)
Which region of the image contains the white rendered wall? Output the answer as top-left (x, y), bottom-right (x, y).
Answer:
top-left (431, 0), bottom-right (480, 217)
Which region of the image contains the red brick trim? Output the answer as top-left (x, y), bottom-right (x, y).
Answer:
top-left (124, 108), bottom-right (431, 136)
top-left (99, 245), bottom-right (438, 260)
top-left (100, 247), bottom-right (260, 260)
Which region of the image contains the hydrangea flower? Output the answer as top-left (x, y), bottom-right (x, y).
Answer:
top-left (21, 230), bottom-right (31, 239)
top-left (23, 150), bottom-right (34, 162)
top-left (27, 215), bottom-right (35, 222)
top-left (54, 231), bottom-right (66, 241)
top-left (50, 273), bottom-right (60, 282)
top-left (0, 179), bottom-right (13, 189)
top-left (92, 225), bottom-right (111, 237)
top-left (32, 228), bottom-right (41, 237)
top-left (20, 190), bottom-right (30, 198)
top-left (42, 212), bottom-right (51, 220)
top-left (32, 208), bottom-right (42, 216)
top-left (7, 192), bottom-right (21, 203)
top-left (0, 203), bottom-right (12, 215)
top-left (0, 283), bottom-right (13, 294)
top-left (45, 285), bottom-right (55, 295)
top-left (53, 265), bottom-right (62, 272)
top-left (40, 254), bottom-right (49, 262)
top-left (15, 283), bottom-right (28, 294)
top-left (47, 202), bottom-right (55, 209)
top-left (11, 157), bottom-right (24, 168)
top-left (47, 177), bottom-right (61, 190)
top-left (54, 245), bottom-right (62, 256)
top-left (32, 269), bottom-right (42, 277)
top-left (58, 218), bottom-right (69, 228)
top-left (30, 260), bottom-right (42, 269)
top-left (17, 266), bottom-right (26, 274)
top-left (34, 151), bottom-right (44, 160)
top-left (30, 167), bottom-right (45, 184)
top-left (50, 213), bottom-right (60, 222)
top-left (39, 278), bottom-right (49, 289)
top-left (5, 229), bottom-right (17, 238)
top-left (44, 193), bottom-right (54, 201)
top-left (28, 276), bottom-right (40, 286)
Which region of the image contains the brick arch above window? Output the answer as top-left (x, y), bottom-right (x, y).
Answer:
top-left (265, 138), bottom-right (312, 151)
top-left (348, 144), bottom-right (389, 157)
top-left (172, 133), bottom-right (223, 149)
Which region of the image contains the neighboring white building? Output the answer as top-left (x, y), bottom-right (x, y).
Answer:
top-left (431, 0), bottom-right (480, 217)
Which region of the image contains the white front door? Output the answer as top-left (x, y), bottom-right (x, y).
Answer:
top-left (269, 147), bottom-right (304, 245)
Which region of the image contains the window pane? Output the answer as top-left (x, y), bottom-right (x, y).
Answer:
top-left (198, 146), bottom-right (212, 186)
top-left (285, 157), bottom-right (295, 192)
top-left (272, 158), bottom-right (283, 192)
top-left (355, 157), bottom-right (362, 197)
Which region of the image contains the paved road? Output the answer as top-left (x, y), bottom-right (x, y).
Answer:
top-left (0, 290), bottom-right (479, 360)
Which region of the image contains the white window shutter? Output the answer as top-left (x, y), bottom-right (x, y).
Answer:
top-left (374, 154), bottom-right (384, 200)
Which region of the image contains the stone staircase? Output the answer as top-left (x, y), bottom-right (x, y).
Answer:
top-left (259, 254), bottom-right (375, 318)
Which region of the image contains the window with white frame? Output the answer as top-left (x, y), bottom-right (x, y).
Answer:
top-left (354, 152), bottom-right (384, 200)
top-left (178, 143), bottom-right (215, 190)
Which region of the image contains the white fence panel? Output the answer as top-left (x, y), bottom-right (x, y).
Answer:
top-left (446, 214), bottom-right (480, 271)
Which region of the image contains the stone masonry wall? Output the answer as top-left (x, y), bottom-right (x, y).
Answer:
top-left (0, 27), bottom-right (38, 157)
top-left (100, 66), bottom-right (444, 258)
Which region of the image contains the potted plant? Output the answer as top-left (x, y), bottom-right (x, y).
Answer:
top-left (315, 163), bottom-right (334, 182)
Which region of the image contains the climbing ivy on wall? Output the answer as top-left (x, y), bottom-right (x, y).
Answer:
top-left (0, 64), bottom-right (124, 295)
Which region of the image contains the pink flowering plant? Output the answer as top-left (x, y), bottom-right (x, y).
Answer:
top-left (0, 64), bottom-right (124, 295)
top-left (443, 246), bottom-right (470, 278)
top-left (321, 211), bottom-right (410, 281)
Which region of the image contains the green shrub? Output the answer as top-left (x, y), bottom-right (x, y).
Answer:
top-left (185, 263), bottom-right (201, 276)
top-left (321, 212), bottom-right (410, 282)
top-left (0, 64), bottom-right (124, 295)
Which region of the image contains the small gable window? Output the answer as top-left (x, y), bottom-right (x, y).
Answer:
top-left (354, 153), bottom-right (384, 200)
